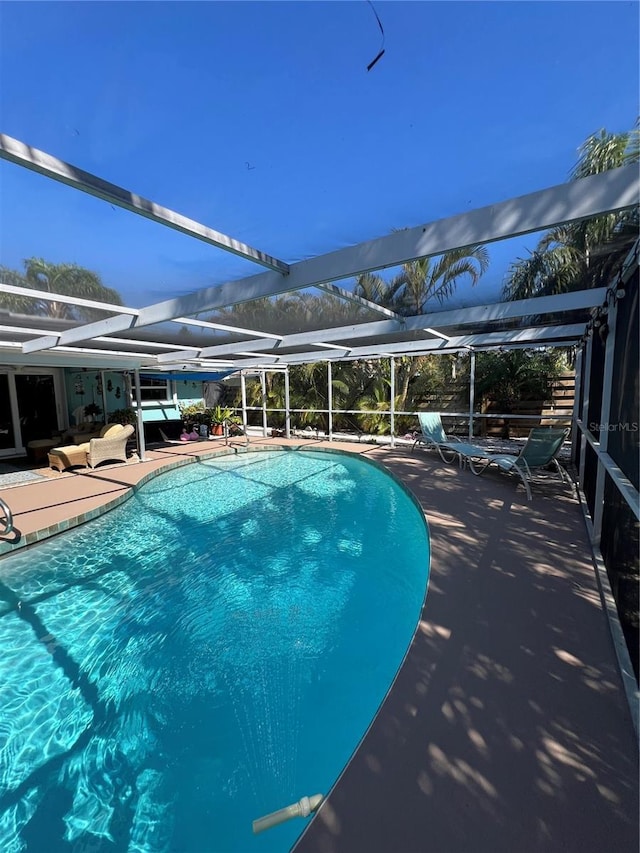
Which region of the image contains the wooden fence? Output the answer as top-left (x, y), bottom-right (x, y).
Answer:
top-left (479, 371), bottom-right (576, 437)
top-left (416, 372), bottom-right (576, 438)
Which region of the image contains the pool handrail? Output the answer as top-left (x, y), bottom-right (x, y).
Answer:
top-left (0, 496), bottom-right (14, 535)
top-left (222, 417), bottom-right (249, 447)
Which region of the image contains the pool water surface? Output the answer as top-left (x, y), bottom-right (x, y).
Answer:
top-left (0, 450), bottom-right (429, 852)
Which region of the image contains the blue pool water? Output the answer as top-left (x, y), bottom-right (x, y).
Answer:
top-left (0, 450), bottom-right (429, 853)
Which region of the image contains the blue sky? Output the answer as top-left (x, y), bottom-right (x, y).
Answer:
top-left (0, 1), bottom-right (638, 308)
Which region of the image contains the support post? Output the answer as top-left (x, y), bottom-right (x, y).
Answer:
top-left (592, 295), bottom-right (618, 544)
top-left (579, 334), bottom-right (593, 488)
top-left (285, 367), bottom-right (291, 439)
top-left (390, 356), bottom-right (395, 448)
top-left (571, 349), bottom-right (583, 463)
top-left (240, 371), bottom-right (248, 436)
top-left (133, 369), bottom-right (147, 462)
top-left (468, 350), bottom-right (476, 440)
top-left (100, 370), bottom-right (108, 426)
top-left (261, 370), bottom-right (268, 437)
top-left (327, 361), bottom-right (333, 441)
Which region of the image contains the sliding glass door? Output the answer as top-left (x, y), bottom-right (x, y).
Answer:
top-left (0, 374), bottom-right (16, 452)
top-left (15, 374), bottom-right (59, 446)
top-left (0, 370), bottom-right (64, 457)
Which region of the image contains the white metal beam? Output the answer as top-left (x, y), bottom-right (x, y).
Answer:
top-left (315, 282), bottom-right (401, 320)
top-left (0, 344), bottom-right (152, 369)
top-left (424, 328), bottom-right (451, 341)
top-left (162, 339), bottom-right (282, 360)
top-left (152, 361), bottom-right (236, 370)
top-left (312, 342), bottom-right (352, 351)
top-left (0, 134), bottom-right (289, 274)
top-left (229, 323), bottom-right (585, 368)
top-left (172, 316), bottom-right (283, 340)
top-left (0, 282), bottom-right (139, 314)
top-left (103, 338), bottom-right (199, 352)
top-left (236, 351), bottom-right (281, 360)
top-left (20, 164), bottom-right (636, 353)
top-left (0, 325), bottom-right (201, 352)
top-left (156, 288), bottom-right (605, 363)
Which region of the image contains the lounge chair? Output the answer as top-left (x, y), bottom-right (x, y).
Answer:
top-left (411, 412), bottom-right (465, 464)
top-left (83, 423), bottom-right (135, 468)
top-left (48, 443), bottom-right (88, 473)
top-left (466, 426), bottom-right (571, 501)
top-left (48, 423), bottom-right (135, 472)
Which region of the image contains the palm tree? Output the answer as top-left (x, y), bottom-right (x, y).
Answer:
top-left (352, 245), bottom-right (488, 412)
top-left (215, 289), bottom-right (367, 337)
top-left (220, 242), bottom-right (490, 429)
top-left (0, 257), bottom-right (123, 320)
top-left (386, 245), bottom-right (490, 315)
top-left (503, 126), bottom-right (639, 300)
top-left (352, 272), bottom-right (395, 306)
top-left (570, 126), bottom-right (639, 178)
top-left (354, 244), bottom-right (489, 316)
top-left (357, 379), bottom-right (393, 434)
top-left (0, 264), bottom-right (34, 313)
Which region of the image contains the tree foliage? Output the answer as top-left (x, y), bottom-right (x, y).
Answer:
top-left (474, 349), bottom-right (568, 409)
top-left (353, 244), bottom-right (489, 315)
top-left (214, 290), bottom-right (372, 338)
top-left (503, 126), bottom-right (639, 300)
top-left (0, 257), bottom-right (123, 320)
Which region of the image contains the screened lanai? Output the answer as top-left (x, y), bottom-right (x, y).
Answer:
top-left (0, 137), bottom-right (637, 474)
top-left (1, 3), bottom-right (639, 851)
top-left (0, 180), bottom-right (638, 852)
top-left (0, 138), bottom-right (635, 489)
top-left (1, 132), bottom-right (637, 376)
top-left (1, 134), bottom-right (638, 698)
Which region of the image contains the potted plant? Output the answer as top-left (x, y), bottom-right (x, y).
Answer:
top-left (109, 407), bottom-right (137, 426)
top-left (178, 402), bottom-right (206, 433)
top-left (83, 402), bottom-right (102, 423)
top-left (209, 405), bottom-right (235, 436)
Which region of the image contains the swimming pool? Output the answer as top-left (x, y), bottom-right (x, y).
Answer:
top-left (0, 449), bottom-right (430, 852)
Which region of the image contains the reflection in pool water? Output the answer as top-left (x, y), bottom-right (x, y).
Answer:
top-left (0, 450), bottom-right (429, 853)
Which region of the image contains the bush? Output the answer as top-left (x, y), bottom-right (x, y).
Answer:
top-left (109, 407), bottom-right (137, 426)
top-left (179, 402), bottom-right (205, 423)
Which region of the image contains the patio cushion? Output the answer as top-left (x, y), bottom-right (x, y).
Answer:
top-left (48, 445), bottom-right (88, 472)
top-left (100, 423), bottom-right (126, 440)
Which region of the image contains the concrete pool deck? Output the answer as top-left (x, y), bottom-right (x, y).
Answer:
top-left (0, 436), bottom-right (637, 852)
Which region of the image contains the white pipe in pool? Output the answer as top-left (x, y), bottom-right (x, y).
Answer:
top-left (252, 794), bottom-right (324, 834)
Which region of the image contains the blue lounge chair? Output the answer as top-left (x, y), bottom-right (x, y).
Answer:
top-left (466, 426), bottom-right (571, 501)
top-left (411, 413), bottom-right (465, 464)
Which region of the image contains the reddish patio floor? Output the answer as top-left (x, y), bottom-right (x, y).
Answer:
top-left (0, 437), bottom-right (637, 853)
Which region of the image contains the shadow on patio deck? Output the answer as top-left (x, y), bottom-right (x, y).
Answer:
top-left (0, 440), bottom-right (636, 852)
top-left (295, 447), bottom-right (638, 853)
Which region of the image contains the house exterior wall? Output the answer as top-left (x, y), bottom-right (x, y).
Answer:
top-left (62, 370), bottom-right (204, 425)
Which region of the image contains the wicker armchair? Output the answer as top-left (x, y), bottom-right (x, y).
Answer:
top-left (79, 423), bottom-right (135, 469)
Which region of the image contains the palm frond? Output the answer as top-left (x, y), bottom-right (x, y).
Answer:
top-left (570, 127), bottom-right (640, 180)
